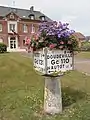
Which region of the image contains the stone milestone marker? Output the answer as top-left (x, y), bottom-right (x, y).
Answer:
top-left (44, 76), bottom-right (62, 114)
top-left (33, 47), bottom-right (73, 114)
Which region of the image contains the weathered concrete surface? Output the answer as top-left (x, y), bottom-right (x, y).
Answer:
top-left (44, 76), bottom-right (62, 114)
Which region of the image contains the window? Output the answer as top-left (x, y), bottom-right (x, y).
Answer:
top-left (41, 16), bottom-right (45, 21)
top-left (0, 24), bottom-right (2, 32)
top-left (23, 39), bottom-right (25, 45)
top-left (0, 38), bottom-right (3, 43)
top-left (30, 15), bottom-right (34, 20)
top-left (31, 24), bottom-right (35, 33)
top-left (10, 14), bottom-right (14, 19)
top-left (40, 16), bottom-right (45, 21)
top-left (9, 24), bottom-right (15, 31)
top-left (23, 24), bottom-right (28, 33)
top-left (28, 14), bottom-right (35, 20)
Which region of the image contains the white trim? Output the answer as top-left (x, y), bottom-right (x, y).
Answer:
top-left (0, 24), bottom-right (2, 32)
top-left (7, 36), bottom-right (18, 51)
top-left (31, 24), bottom-right (35, 33)
top-left (0, 38), bottom-right (3, 43)
top-left (23, 24), bottom-right (28, 33)
top-left (8, 21), bottom-right (17, 33)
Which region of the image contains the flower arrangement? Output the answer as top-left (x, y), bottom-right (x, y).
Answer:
top-left (25, 21), bottom-right (79, 52)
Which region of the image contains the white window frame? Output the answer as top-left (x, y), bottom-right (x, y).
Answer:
top-left (0, 24), bottom-right (2, 32)
top-left (30, 15), bottom-right (34, 20)
top-left (41, 16), bottom-right (45, 21)
top-left (0, 38), bottom-right (3, 43)
top-left (8, 21), bottom-right (17, 33)
top-left (9, 24), bottom-right (15, 31)
top-left (10, 14), bottom-right (14, 19)
top-left (23, 24), bottom-right (28, 33)
top-left (31, 24), bottom-right (35, 33)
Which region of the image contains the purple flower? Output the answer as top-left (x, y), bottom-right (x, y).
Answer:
top-left (58, 34), bottom-right (61, 38)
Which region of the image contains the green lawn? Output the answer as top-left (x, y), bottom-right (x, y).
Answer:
top-left (0, 53), bottom-right (90, 120)
top-left (75, 51), bottom-right (90, 59)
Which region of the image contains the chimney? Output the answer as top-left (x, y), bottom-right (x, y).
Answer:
top-left (30, 6), bottom-right (34, 12)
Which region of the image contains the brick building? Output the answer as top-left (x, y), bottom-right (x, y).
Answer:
top-left (0, 6), bottom-right (52, 52)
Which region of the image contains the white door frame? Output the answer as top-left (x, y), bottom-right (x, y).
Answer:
top-left (8, 36), bottom-right (18, 51)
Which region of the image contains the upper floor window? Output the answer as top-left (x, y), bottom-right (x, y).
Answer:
top-left (0, 38), bottom-right (3, 43)
top-left (41, 16), bottom-right (45, 21)
top-left (10, 14), bottom-right (14, 19)
top-left (9, 24), bottom-right (15, 31)
top-left (23, 24), bottom-right (28, 33)
top-left (28, 14), bottom-right (35, 20)
top-left (40, 16), bottom-right (45, 21)
top-left (31, 24), bottom-right (35, 33)
top-left (30, 15), bottom-right (35, 20)
top-left (0, 24), bottom-right (2, 32)
top-left (8, 21), bottom-right (17, 33)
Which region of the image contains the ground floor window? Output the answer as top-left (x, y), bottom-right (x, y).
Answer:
top-left (0, 38), bottom-right (3, 43)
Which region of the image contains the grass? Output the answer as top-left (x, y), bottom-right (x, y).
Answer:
top-left (75, 51), bottom-right (90, 59)
top-left (0, 53), bottom-right (90, 120)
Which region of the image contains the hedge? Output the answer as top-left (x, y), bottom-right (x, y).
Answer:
top-left (0, 43), bottom-right (7, 53)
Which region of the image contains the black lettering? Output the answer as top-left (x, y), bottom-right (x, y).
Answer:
top-left (59, 54), bottom-right (61, 58)
top-left (39, 60), bottom-right (43, 65)
top-left (60, 65), bottom-right (62, 68)
top-left (35, 59), bottom-right (38, 64)
top-left (57, 65), bottom-right (59, 70)
top-left (62, 54), bottom-right (64, 58)
top-left (51, 60), bottom-right (55, 65)
top-left (57, 54), bottom-right (59, 58)
top-left (54, 66), bottom-right (57, 69)
top-left (66, 58), bottom-right (69, 63)
top-left (50, 55), bottom-right (53, 59)
top-left (47, 55), bottom-right (49, 59)
top-left (56, 60), bottom-right (59, 64)
top-left (51, 66), bottom-right (54, 69)
top-left (63, 64), bottom-right (64, 68)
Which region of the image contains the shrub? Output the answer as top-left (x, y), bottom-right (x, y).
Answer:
top-left (0, 43), bottom-right (7, 53)
top-left (81, 42), bottom-right (90, 51)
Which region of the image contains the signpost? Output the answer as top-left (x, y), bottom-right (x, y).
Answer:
top-left (34, 48), bottom-right (73, 74)
top-left (33, 48), bottom-right (74, 114)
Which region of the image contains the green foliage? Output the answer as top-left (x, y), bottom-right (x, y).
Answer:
top-left (81, 42), bottom-right (90, 51)
top-left (0, 43), bottom-right (7, 53)
top-left (62, 87), bottom-right (85, 107)
top-left (70, 36), bottom-right (79, 51)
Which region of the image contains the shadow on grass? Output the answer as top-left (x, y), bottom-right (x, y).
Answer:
top-left (62, 87), bottom-right (86, 108)
top-left (0, 52), bottom-right (10, 54)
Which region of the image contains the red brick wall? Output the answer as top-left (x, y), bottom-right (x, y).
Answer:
top-left (0, 18), bottom-right (40, 49)
top-left (0, 20), bottom-right (8, 46)
top-left (18, 20), bottom-right (39, 48)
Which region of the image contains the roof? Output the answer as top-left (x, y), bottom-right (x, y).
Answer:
top-left (73, 32), bottom-right (85, 39)
top-left (0, 6), bottom-right (52, 22)
top-left (85, 36), bottom-right (90, 40)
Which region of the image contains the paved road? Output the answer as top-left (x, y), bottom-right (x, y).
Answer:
top-left (74, 58), bottom-right (90, 75)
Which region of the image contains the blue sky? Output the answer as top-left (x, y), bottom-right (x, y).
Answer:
top-left (0, 0), bottom-right (90, 36)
